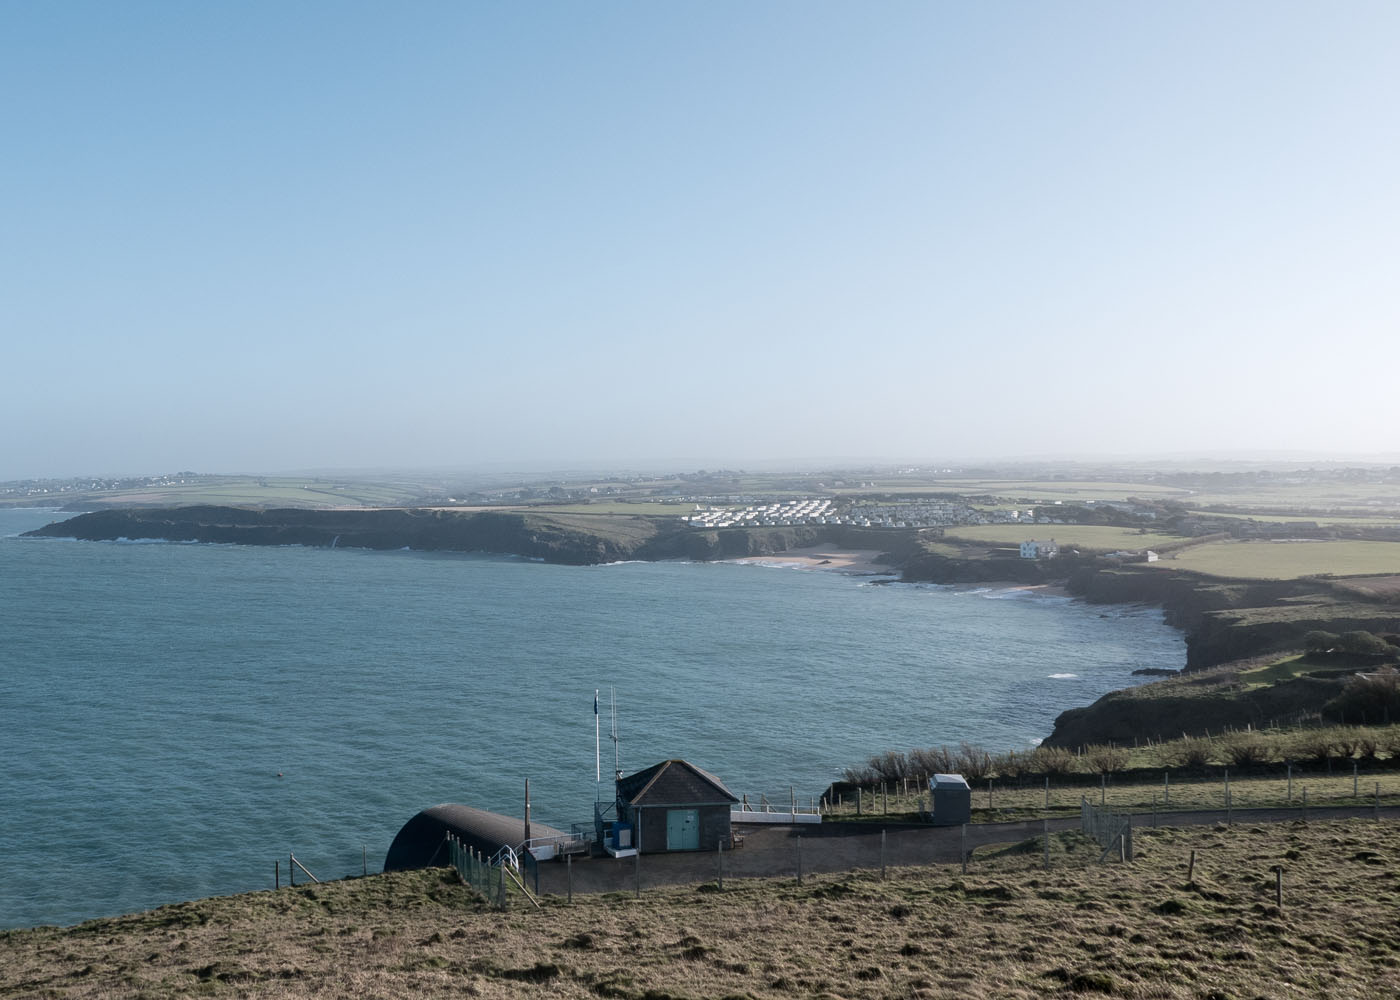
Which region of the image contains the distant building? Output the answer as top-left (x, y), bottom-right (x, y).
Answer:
top-left (1019, 539), bottom-right (1059, 559)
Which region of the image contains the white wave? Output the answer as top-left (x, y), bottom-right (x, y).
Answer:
top-left (1048, 673), bottom-right (1079, 679)
top-left (110, 536), bottom-right (198, 545)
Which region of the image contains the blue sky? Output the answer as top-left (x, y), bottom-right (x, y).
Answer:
top-left (4, 2), bottom-right (1398, 478)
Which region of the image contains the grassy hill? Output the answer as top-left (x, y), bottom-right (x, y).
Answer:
top-left (4, 818), bottom-right (1397, 999)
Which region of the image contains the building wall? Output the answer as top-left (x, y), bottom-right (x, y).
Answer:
top-left (632, 803), bottom-right (731, 853)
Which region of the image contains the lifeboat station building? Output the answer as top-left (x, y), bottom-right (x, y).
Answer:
top-left (603, 759), bottom-right (739, 855)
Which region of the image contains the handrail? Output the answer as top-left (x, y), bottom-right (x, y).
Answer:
top-left (289, 853), bottom-right (320, 884)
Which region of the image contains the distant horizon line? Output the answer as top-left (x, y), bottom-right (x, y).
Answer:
top-left (9, 450), bottom-right (1400, 485)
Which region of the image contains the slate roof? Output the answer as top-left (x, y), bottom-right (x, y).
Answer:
top-left (616, 759), bottom-right (739, 806)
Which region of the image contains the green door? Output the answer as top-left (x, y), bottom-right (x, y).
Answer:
top-left (665, 809), bottom-right (700, 850)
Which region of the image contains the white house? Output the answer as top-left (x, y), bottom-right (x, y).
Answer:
top-left (1019, 539), bottom-right (1059, 559)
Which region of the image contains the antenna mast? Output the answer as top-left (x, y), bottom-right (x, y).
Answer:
top-left (610, 686), bottom-right (621, 781)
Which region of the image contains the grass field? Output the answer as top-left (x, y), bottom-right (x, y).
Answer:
top-left (829, 479), bottom-right (1188, 502)
top-left (67, 476), bottom-right (436, 509)
top-left (1184, 482), bottom-right (1400, 513)
top-left (940, 525), bottom-right (1176, 551)
top-left (485, 501), bottom-right (695, 516)
top-left (1154, 539), bottom-right (1400, 579)
top-left (5, 817), bottom-right (1398, 999)
top-left (1190, 510), bottom-right (1400, 527)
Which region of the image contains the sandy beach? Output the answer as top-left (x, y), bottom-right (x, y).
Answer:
top-left (724, 546), bottom-right (898, 575)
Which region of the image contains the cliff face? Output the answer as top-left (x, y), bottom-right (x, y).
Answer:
top-left (22, 507), bottom-right (863, 567)
top-left (1064, 565), bottom-right (1400, 672)
top-left (25, 507), bottom-right (656, 564)
top-left (1044, 674), bottom-right (1347, 748)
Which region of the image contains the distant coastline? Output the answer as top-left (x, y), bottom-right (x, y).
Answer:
top-left (27, 505), bottom-right (1400, 749)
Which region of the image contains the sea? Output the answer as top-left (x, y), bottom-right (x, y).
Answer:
top-left (0, 506), bottom-right (1183, 929)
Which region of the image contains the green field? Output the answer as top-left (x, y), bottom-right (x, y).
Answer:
top-left (941, 524), bottom-right (1175, 551)
top-left (829, 479), bottom-right (1188, 503)
top-left (1191, 510), bottom-right (1400, 527)
top-left (1184, 481), bottom-right (1400, 513)
top-left (486, 501), bottom-right (695, 516)
top-left (42, 476), bottom-right (439, 509)
top-left (1154, 539), bottom-right (1400, 579)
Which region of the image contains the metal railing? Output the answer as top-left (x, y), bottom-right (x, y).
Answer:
top-left (734, 791), bottom-right (821, 815)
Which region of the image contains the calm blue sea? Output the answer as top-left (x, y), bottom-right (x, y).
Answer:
top-left (0, 507), bottom-right (1182, 928)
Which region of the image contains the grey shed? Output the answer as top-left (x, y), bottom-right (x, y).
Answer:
top-left (927, 773), bottom-right (971, 826)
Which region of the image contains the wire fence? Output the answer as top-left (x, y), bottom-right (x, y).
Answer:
top-left (1081, 799), bottom-right (1133, 862)
top-left (821, 764), bottom-right (1400, 820)
top-left (447, 834), bottom-right (512, 909)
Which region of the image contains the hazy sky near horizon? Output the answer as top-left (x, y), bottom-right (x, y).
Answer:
top-left (4, 2), bottom-right (1398, 479)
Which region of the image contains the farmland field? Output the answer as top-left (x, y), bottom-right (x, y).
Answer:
top-left (483, 501), bottom-right (695, 516)
top-left (1184, 481), bottom-right (1400, 513)
top-left (829, 479), bottom-right (1188, 503)
top-left (1192, 510), bottom-right (1400, 526)
top-left (1153, 539), bottom-right (1400, 580)
top-left (941, 524), bottom-right (1175, 551)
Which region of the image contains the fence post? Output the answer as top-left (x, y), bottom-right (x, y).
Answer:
top-left (1188, 849), bottom-right (1196, 883)
top-left (796, 835), bottom-right (803, 886)
top-left (961, 824), bottom-right (967, 874)
top-left (1043, 818), bottom-right (1050, 870)
top-left (1275, 866), bottom-right (1283, 909)
top-left (717, 841), bottom-right (723, 892)
top-left (1302, 787), bottom-right (1308, 822)
top-left (567, 853), bottom-right (573, 903)
top-left (290, 854), bottom-right (295, 887)
top-left (1045, 776), bottom-right (1050, 809)
top-left (881, 829), bottom-right (886, 880)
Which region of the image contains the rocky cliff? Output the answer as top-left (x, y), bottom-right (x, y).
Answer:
top-left (22, 506), bottom-right (869, 566)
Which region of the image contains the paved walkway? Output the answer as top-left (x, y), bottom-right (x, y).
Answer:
top-left (532, 806), bottom-right (1400, 897)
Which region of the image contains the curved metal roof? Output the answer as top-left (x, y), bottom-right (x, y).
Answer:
top-left (382, 803), bottom-right (567, 871)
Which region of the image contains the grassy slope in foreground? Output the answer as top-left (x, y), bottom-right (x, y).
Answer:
top-left (4, 819), bottom-right (1397, 999)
